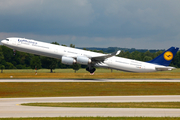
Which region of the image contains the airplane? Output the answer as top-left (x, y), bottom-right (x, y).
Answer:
top-left (1, 37), bottom-right (179, 74)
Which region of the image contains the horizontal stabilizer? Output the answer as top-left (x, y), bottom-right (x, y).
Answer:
top-left (155, 66), bottom-right (175, 71)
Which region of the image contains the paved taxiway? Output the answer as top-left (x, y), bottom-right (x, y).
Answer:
top-left (1, 79), bottom-right (180, 118)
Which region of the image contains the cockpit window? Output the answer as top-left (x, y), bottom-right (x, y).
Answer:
top-left (5, 39), bottom-right (9, 41)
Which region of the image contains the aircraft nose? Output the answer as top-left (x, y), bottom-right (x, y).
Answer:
top-left (1, 40), bottom-right (6, 44)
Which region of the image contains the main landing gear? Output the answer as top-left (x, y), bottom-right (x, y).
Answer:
top-left (86, 67), bottom-right (96, 75)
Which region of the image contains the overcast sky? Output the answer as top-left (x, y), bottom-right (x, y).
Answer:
top-left (0, 0), bottom-right (180, 49)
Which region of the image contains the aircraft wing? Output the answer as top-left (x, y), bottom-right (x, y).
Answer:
top-left (91, 50), bottom-right (121, 62)
top-left (155, 66), bottom-right (176, 71)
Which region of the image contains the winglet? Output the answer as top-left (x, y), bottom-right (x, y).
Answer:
top-left (91, 50), bottom-right (121, 61)
top-left (116, 50), bottom-right (121, 55)
top-left (111, 50), bottom-right (121, 56)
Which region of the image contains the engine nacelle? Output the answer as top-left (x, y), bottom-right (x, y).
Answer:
top-left (77, 56), bottom-right (91, 65)
top-left (61, 56), bottom-right (76, 65)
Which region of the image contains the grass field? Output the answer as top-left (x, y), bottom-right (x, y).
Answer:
top-left (1, 68), bottom-right (180, 79)
top-left (3, 68), bottom-right (180, 73)
top-left (22, 102), bottom-right (180, 108)
top-left (0, 82), bottom-right (180, 98)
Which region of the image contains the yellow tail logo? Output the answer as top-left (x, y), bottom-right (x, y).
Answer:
top-left (164, 51), bottom-right (173, 61)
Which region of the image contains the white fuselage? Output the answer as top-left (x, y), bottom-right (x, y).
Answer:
top-left (1, 37), bottom-right (169, 72)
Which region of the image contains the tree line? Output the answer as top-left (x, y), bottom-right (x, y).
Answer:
top-left (0, 42), bottom-right (179, 73)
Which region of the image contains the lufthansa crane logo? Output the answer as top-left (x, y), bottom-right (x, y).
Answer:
top-left (164, 51), bottom-right (173, 61)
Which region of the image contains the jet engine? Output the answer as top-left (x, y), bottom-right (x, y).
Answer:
top-left (61, 56), bottom-right (76, 65)
top-left (77, 56), bottom-right (91, 65)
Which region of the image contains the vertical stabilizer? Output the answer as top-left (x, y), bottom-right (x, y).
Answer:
top-left (148, 47), bottom-right (179, 66)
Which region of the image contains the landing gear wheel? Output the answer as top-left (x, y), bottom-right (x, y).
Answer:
top-left (89, 68), bottom-right (96, 73)
top-left (86, 67), bottom-right (90, 72)
top-left (86, 67), bottom-right (96, 74)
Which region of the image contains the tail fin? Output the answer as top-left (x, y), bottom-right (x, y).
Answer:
top-left (148, 47), bottom-right (179, 66)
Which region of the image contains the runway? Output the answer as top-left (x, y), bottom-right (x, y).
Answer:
top-left (0, 79), bottom-right (180, 82)
top-left (1, 96), bottom-right (180, 118)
